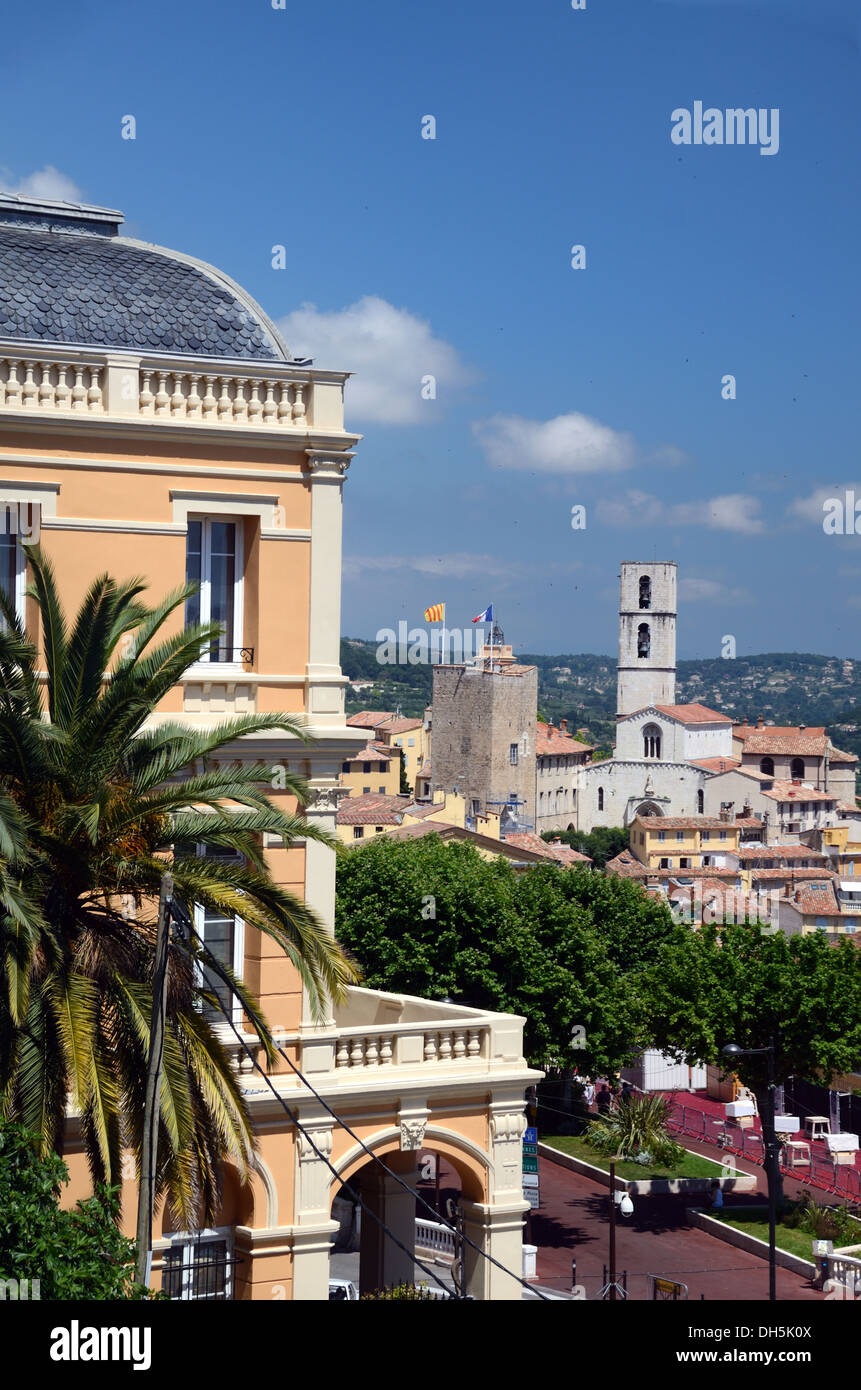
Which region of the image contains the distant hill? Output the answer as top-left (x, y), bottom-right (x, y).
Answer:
top-left (340, 640), bottom-right (861, 769)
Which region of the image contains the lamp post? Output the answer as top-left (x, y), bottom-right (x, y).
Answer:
top-left (722, 1038), bottom-right (777, 1302)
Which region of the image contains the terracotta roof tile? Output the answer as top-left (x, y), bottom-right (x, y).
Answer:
top-left (536, 721), bottom-right (594, 757)
top-left (504, 832), bottom-right (591, 864)
top-left (346, 711), bottom-right (395, 728)
top-left (762, 781), bottom-right (837, 803)
top-left (337, 793), bottom-right (412, 825)
top-left (652, 703), bottom-right (731, 725)
top-left (376, 716), bottom-right (424, 735)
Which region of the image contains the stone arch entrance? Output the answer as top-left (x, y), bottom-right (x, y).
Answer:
top-left (633, 800), bottom-right (663, 820)
top-left (330, 1127), bottom-right (507, 1299)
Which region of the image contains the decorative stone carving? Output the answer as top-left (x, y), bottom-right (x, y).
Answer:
top-left (304, 785), bottom-right (350, 813)
top-left (297, 1127), bottom-right (334, 1162)
top-left (490, 1110), bottom-right (527, 1143)
top-left (400, 1120), bottom-right (427, 1151)
top-left (306, 449), bottom-right (354, 477)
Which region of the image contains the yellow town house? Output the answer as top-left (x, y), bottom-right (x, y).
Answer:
top-left (0, 193), bottom-right (538, 1299)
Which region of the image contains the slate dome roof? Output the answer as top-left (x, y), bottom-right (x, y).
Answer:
top-left (0, 195), bottom-right (294, 363)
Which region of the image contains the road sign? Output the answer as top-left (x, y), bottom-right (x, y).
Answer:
top-left (522, 1154), bottom-right (538, 1174)
top-left (522, 1171), bottom-right (540, 1189)
top-left (524, 1187), bottom-right (540, 1209)
top-left (523, 1126), bottom-right (538, 1145)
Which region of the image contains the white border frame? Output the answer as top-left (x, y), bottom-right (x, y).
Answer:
top-left (186, 513), bottom-right (245, 671)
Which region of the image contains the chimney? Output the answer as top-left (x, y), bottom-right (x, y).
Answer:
top-left (560, 718), bottom-right (567, 732)
top-left (742, 716), bottom-right (748, 727)
top-left (757, 715), bottom-right (765, 729)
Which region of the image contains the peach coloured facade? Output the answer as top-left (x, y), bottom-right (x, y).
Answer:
top-left (0, 198), bottom-right (537, 1300)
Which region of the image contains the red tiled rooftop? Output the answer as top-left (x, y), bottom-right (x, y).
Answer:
top-left (762, 781), bottom-right (836, 803)
top-left (504, 832), bottom-right (592, 865)
top-left (536, 721), bottom-right (594, 758)
top-left (346, 710), bottom-right (395, 729)
top-left (653, 703), bottom-right (731, 725)
top-left (337, 793), bottom-right (412, 825)
top-left (689, 757), bottom-right (741, 773)
top-left (377, 716), bottom-right (424, 735)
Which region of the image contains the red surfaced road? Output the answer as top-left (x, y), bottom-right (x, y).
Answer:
top-left (529, 1155), bottom-right (823, 1301)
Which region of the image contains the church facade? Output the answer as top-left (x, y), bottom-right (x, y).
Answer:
top-left (573, 560), bottom-right (854, 834)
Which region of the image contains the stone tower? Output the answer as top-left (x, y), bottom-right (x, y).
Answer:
top-left (432, 661), bottom-right (537, 830)
top-left (616, 561), bottom-right (677, 717)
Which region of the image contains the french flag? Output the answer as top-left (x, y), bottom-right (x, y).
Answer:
top-left (471, 604), bottom-right (493, 624)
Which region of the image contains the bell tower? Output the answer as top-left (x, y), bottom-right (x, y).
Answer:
top-left (616, 561), bottom-right (677, 717)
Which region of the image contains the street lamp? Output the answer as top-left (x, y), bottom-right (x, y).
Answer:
top-left (722, 1038), bottom-right (778, 1302)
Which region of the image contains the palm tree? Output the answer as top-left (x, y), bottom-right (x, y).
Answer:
top-left (586, 1092), bottom-right (684, 1168)
top-left (0, 545), bottom-right (358, 1226)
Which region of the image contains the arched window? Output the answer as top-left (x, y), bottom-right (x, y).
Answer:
top-left (760, 757), bottom-right (774, 777)
top-left (597, 787), bottom-right (604, 811)
top-left (637, 622), bottom-right (650, 658)
top-left (697, 788), bottom-right (704, 814)
top-left (791, 757), bottom-right (805, 780)
top-left (639, 576), bottom-right (651, 610)
top-left (643, 723), bottom-right (662, 759)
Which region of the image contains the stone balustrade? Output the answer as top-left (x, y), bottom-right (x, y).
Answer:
top-left (0, 346), bottom-right (347, 433)
top-left (224, 986), bottom-right (524, 1090)
top-left (0, 356), bottom-right (104, 412)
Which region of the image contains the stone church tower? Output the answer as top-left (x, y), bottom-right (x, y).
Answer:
top-left (616, 562), bottom-right (677, 717)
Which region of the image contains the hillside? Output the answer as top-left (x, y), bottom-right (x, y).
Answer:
top-left (341, 640), bottom-right (861, 765)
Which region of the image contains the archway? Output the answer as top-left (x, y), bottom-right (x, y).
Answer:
top-left (329, 1128), bottom-right (493, 1299)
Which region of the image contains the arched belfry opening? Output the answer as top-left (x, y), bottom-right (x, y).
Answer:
top-left (639, 576), bottom-right (651, 610)
top-left (637, 622), bottom-right (650, 658)
top-left (643, 723), bottom-right (662, 759)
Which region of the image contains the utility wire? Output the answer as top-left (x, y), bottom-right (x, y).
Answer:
top-left (165, 900), bottom-right (456, 1300)
top-left (169, 896), bottom-right (547, 1300)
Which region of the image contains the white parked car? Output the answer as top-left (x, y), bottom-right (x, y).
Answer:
top-left (328, 1278), bottom-right (359, 1301)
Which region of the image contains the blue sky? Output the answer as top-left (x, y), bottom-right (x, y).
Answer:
top-left (2, 0), bottom-right (860, 657)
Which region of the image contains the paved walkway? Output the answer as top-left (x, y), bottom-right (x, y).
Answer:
top-left (530, 1154), bottom-right (823, 1301)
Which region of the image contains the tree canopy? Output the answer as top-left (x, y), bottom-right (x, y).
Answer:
top-left (335, 835), bottom-right (674, 1072)
top-left (0, 1118), bottom-right (151, 1299)
top-left (639, 923), bottom-right (861, 1101)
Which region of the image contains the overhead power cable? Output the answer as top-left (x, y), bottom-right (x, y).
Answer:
top-left (169, 896), bottom-right (546, 1300)
top-left (166, 898), bottom-right (455, 1299)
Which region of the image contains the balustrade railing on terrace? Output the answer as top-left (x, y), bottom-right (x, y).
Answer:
top-left (226, 986), bottom-right (524, 1085)
top-left (0, 349), bottom-right (338, 431)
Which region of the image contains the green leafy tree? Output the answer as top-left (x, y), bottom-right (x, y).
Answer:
top-left (335, 834), bottom-right (651, 1073)
top-left (0, 547), bottom-right (357, 1227)
top-left (541, 826), bottom-right (629, 870)
top-left (640, 924), bottom-right (861, 1170)
top-left (0, 1118), bottom-right (154, 1299)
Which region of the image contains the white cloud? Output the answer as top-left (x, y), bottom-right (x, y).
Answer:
top-left (0, 165), bottom-right (85, 203)
top-left (595, 489), bottom-right (764, 535)
top-left (343, 552), bottom-right (511, 581)
top-left (679, 577), bottom-right (751, 604)
top-left (277, 296), bottom-right (470, 425)
top-left (787, 484), bottom-right (858, 525)
top-left (472, 411), bottom-right (635, 475)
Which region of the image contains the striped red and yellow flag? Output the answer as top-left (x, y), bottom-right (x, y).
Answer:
top-left (423, 602), bottom-right (445, 623)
